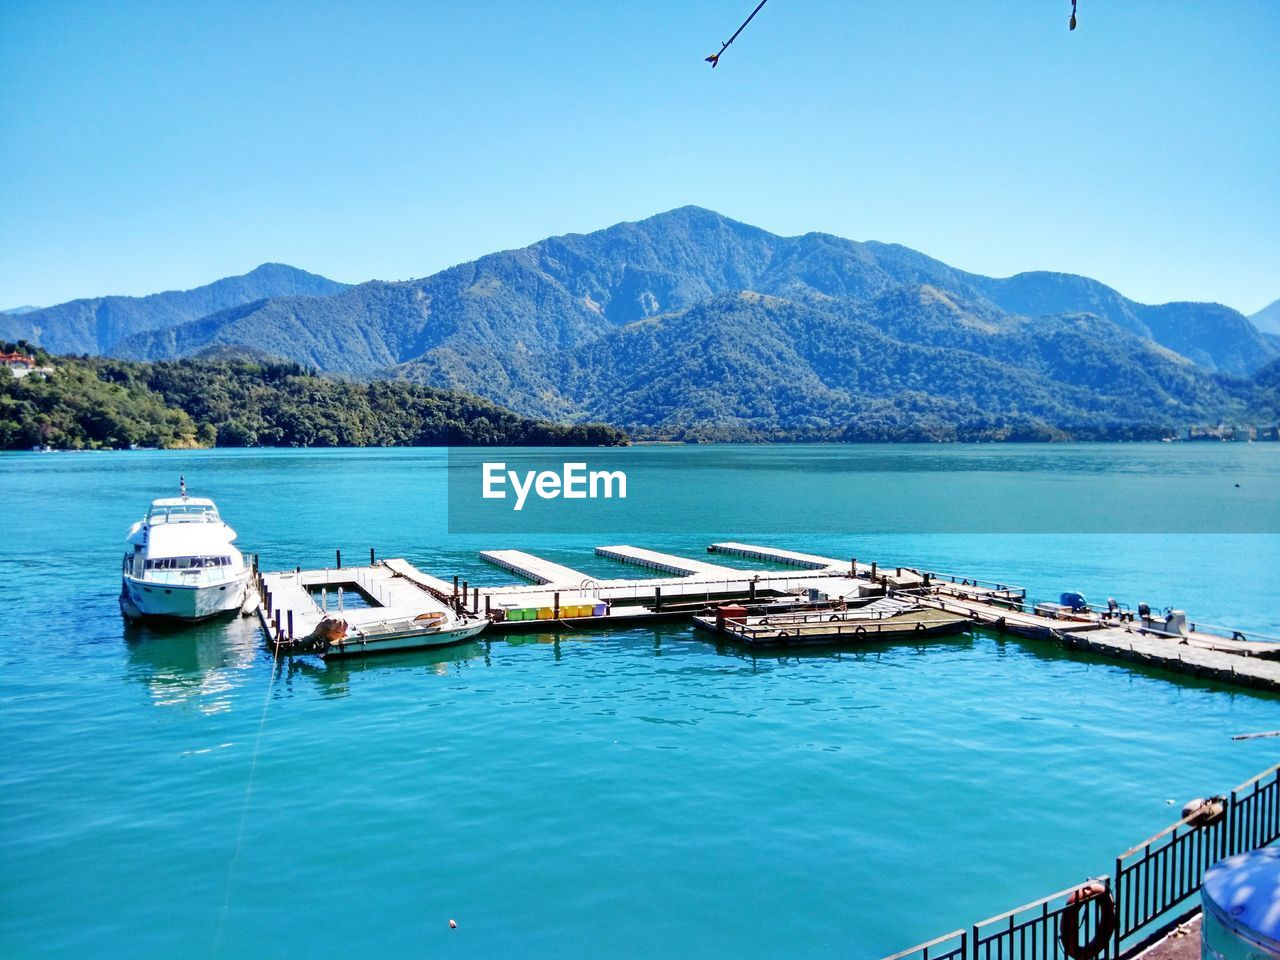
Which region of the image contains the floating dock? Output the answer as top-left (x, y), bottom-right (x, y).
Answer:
top-left (595, 545), bottom-right (739, 577)
top-left (249, 542), bottom-right (1280, 689)
top-left (707, 542), bottom-right (849, 571)
top-left (478, 549), bottom-right (589, 586)
top-left (468, 543), bottom-right (875, 627)
top-left (256, 560), bottom-right (482, 656)
top-left (914, 593), bottom-right (1280, 691)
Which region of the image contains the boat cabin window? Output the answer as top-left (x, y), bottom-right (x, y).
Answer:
top-left (145, 556), bottom-right (234, 570)
top-left (147, 504), bottom-right (220, 524)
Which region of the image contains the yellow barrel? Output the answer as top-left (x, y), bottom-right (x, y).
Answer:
top-left (537, 606), bottom-right (553, 620)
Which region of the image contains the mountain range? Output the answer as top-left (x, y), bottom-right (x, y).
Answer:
top-left (1251, 299), bottom-right (1280, 337)
top-left (7, 208), bottom-right (1278, 440)
top-left (0, 263), bottom-right (347, 355)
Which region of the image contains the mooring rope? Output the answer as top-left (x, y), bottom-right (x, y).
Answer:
top-left (211, 634), bottom-right (281, 958)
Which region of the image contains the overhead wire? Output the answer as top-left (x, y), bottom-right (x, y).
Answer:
top-left (706, 1), bottom-right (1081, 70)
top-left (705, 0), bottom-right (770, 68)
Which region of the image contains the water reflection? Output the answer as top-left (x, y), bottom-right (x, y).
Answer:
top-left (123, 613), bottom-right (261, 713)
top-left (709, 630), bottom-right (977, 670)
top-left (283, 640), bottom-right (490, 698)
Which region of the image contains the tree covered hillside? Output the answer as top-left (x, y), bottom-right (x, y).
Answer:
top-left (0, 346), bottom-right (627, 450)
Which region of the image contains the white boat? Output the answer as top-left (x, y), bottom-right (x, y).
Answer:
top-left (119, 480), bottom-right (251, 621)
top-left (297, 611), bottom-right (489, 659)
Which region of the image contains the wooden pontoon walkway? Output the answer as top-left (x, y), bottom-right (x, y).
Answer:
top-left (914, 593), bottom-right (1280, 691)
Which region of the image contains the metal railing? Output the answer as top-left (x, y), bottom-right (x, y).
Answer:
top-left (883, 929), bottom-right (967, 960)
top-left (1112, 804), bottom-right (1228, 950)
top-left (1173, 618), bottom-right (1280, 643)
top-left (1227, 765), bottom-right (1280, 862)
top-left (885, 763), bottom-right (1280, 960)
top-left (972, 880), bottom-right (1113, 960)
top-left (923, 571), bottom-right (1026, 596)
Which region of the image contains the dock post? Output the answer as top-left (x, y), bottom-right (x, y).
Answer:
top-left (338, 587), bottom-right (344, 612)
top-left (370, 547), bottom-right (376, 565)
top-left (871, 561), bottom-right (878, 581)
top-left (850, 557), bottom-right (857, 577)
top-left (472, 587), bottom-right (479, 612)
top-left (287, 610), bottom-right (294, 640)
top-left (654, 586), bottom-right (662, 612)
top-left (265, 589), bottom-right (272, 615)
top-left (452, 575), bottom-right (459, 598)
top-left (485, 595), bottom-right (491, 617)
top-left (749, 578), bottom-right (757, 602)
top-left (336, 549), bottom-right (341, 570)
top-left (321, 587), bottom-right (327, 611)
top-left (462, 581), bottom-right (469, 608)
top-left (273, 610), bottom-right (280, 633)
top-left (554, 591), bottom-right (560, 620)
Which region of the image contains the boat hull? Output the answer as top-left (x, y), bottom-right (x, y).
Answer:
top-left (321, 620), bottom-right (488, 659)
top-left (121, 574), bottom-right (250, 621)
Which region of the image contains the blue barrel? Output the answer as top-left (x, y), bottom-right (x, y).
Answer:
top-left (1201, 847), bottom-right (1280, 960)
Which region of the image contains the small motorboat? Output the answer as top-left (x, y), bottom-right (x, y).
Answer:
top-left (281, 608), bottom-right (488, 659)
top-left (119, 478), bottom-right (251, 621)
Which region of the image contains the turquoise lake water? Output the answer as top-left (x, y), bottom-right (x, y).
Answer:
top-left (2, 445), bottom-right (1278, 959)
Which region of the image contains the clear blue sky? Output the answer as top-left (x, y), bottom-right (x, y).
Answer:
top-left (1, 0), bottom-right (1277, 313)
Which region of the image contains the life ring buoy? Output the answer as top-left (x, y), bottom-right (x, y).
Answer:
top-left (1059, 882), bottom-right (1115, 960)
top-left (854, 625), bottom-right (867, 635)
top-left (915, 622), bottom-right (926, 633)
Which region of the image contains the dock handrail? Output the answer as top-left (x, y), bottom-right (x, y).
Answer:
top-left (1183, 623), bottom-right (1280, 646)
top-left (882, 929), bottom-right (967, 960)
top-left (917, 570), bottom-right (1026, 596)
top-left (971, 877), bottom-right (1114, 960)
top-left (880, 763), bottom-right (1280, 960)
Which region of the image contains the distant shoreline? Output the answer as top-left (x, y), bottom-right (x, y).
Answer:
top-left (6, 436), bottom-right (1274, 454)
